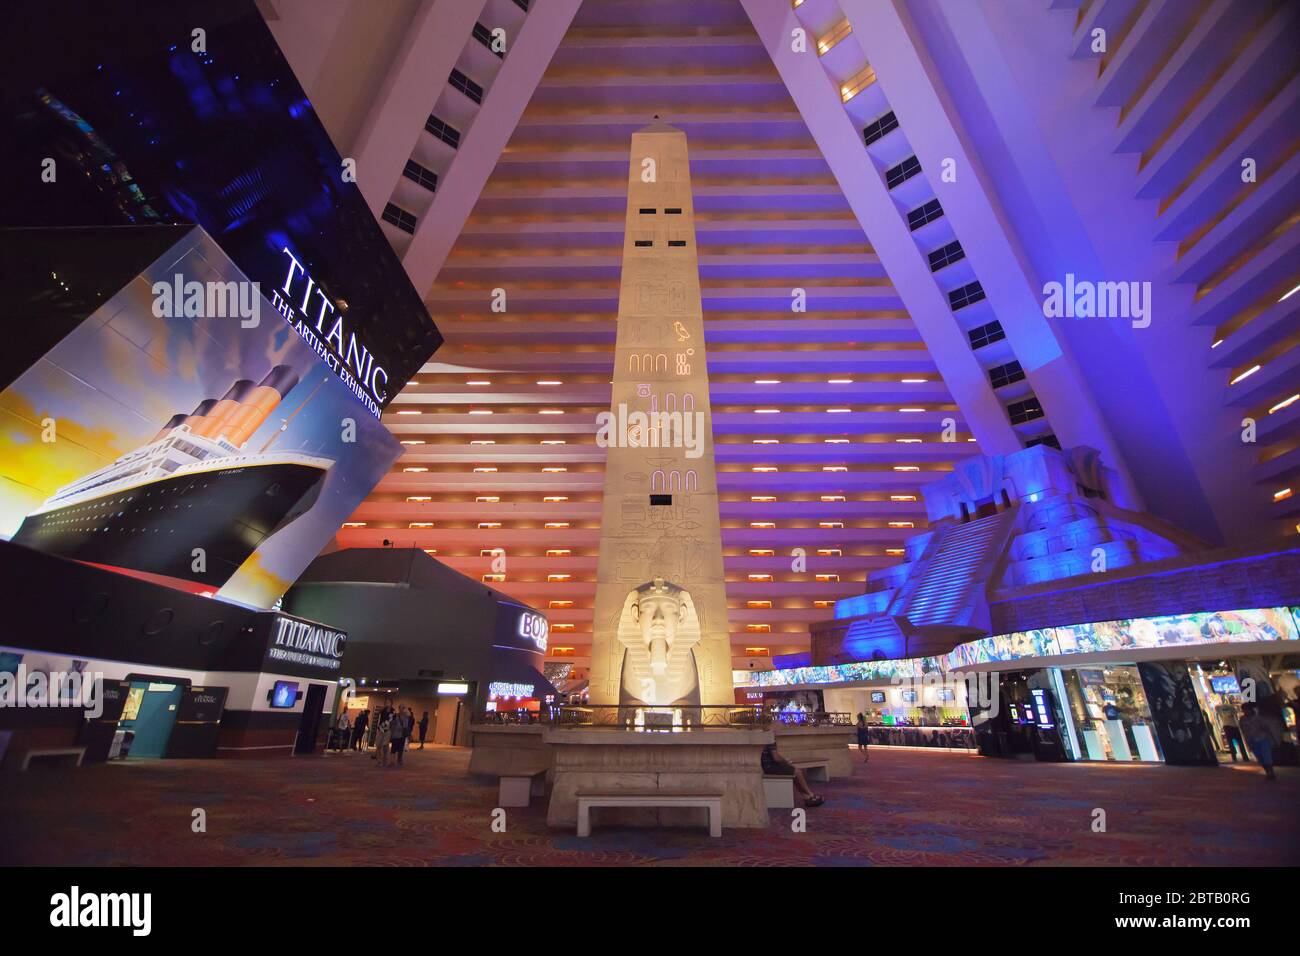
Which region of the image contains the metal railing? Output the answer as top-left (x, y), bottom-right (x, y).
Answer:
top-left (474, 706), bottom-right (853, 731)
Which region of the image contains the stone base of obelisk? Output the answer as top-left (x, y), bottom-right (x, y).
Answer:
top-left (771, 723), bottom-right (856, 778)
top-left (544, 728), bottom-right (771, 830)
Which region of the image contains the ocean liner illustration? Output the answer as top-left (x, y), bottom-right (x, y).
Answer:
top-left (13, 365), bottom-right (333, 590)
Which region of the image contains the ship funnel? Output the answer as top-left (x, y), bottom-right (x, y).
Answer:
top-left (180, 399), bottom-right (217, 432)
top-left (222, 365), bottom-right (301, 447)
top-left (191, 380), bottom-right (254, 439)
top-left (150, 413), bottom-right (188, 443)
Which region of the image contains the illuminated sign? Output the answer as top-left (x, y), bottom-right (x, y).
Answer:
top-left (265, 616), bottom-right (347, 674)
top-left (518, 611), bottom-right (549, 653)
top-left (270, 247), bottom-right (389, 418)
top-left (488, 682), bottom-right (535, 700)
top-left (437, 682), bottom-right (470, 695)
top-left (743, 606), bottom-right (1300, 688)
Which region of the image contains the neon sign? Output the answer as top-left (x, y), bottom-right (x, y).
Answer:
top-left (489, 682), bottom-right (535, 700)
top-left (519, 611), bottom-right (549, 653)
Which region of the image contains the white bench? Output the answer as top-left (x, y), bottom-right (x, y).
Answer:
top-left (576, 791), bottom-right (723, 838)
top-left (792, 759), bottom-right (829, 782)
top-left (762, 776), bottom-right (794, 808)
top-left (498, 770), bottom-right (547, 808)
top-left (21, 747), bottom-right (85, 770)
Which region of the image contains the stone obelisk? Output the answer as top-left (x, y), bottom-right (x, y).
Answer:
top-left (588, 123), bottom-right (733, 709)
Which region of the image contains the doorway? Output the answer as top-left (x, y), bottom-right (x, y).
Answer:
top-left (119, 681), bottom-right (182, 758)
top-left (294, 683), bottom-right (328, 755)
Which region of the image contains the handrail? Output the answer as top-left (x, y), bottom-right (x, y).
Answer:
top-left (473, 705), bottom-right (854, 731)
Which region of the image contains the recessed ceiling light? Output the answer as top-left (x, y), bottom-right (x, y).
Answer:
top-left (1268, 394), bottom-right (1298, 414)
top-left (1230, 365), bottom-right (1261, 385)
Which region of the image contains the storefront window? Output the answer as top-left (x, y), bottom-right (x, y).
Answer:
top-left (1059, 665), bottom-right (1163, 762)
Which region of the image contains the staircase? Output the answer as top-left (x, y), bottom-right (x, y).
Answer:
top-left (895, 511), bottom-right (1015, 627)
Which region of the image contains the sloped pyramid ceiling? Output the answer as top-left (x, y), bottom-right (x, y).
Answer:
top-left (341, 0), bottom-right (977, 658)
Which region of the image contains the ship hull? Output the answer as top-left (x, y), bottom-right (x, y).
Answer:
top-left (12, 461), bottom-right (327, 589)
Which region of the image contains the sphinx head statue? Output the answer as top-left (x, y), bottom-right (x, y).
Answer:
top-left (615, 578), bottom-right (702, 705)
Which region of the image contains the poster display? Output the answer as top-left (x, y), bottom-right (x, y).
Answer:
top-left (0, 228), bottom-right (401, 608)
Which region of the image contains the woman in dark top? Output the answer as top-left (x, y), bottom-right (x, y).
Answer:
top-left (855, 713), bottom-right (870, 762)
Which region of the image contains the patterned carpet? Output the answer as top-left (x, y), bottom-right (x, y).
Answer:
top-left (2, 746), bottom-right (1296, 866)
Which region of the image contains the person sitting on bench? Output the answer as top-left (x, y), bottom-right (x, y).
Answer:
top-left (761, 740), bottom-right (824, 807)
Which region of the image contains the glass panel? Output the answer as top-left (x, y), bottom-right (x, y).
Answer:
top-left (1060, 665), bottom-right (1162, 762)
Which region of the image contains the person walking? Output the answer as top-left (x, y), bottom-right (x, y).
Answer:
top-left (855, 712), bottom-right (870, 763)
top-left (390, 706), bottom-right (410, 767)
top-left (334, 710), bottom-right (350, 751)
top-left (351, 708), bottom-right (369, 751)
top-left (1215, 701), bottom-right (1247, 762)
top-left (373, 709), bottom-right (393, 767)
top-left (418, 710), bottom-right (430, 750)
top-left (1239, 702), bottom-right (1282, 781)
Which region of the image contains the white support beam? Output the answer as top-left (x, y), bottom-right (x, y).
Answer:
top-left (400, 0), bottom-right (584, 295)
top-left (740, 0), bottom-right (1022, 456)
top-left (843, 0), bottom-right (1134, 497)
top-left (349, 0), bottom-right (488, 218)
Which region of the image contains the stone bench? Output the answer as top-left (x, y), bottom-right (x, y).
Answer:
top-left (498, 770), bottom-right (547, 808)
top-left (21, 747), bottom-right (85, 770)
top-left (762, 776), bottom-right (794, 808)
top-left (792, 759), bottom-right (829, 782)
top-left (576, 791), bottom-right (724, 838)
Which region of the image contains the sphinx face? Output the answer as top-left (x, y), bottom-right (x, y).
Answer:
top-left (633, 591), bottom-right (682, 676)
